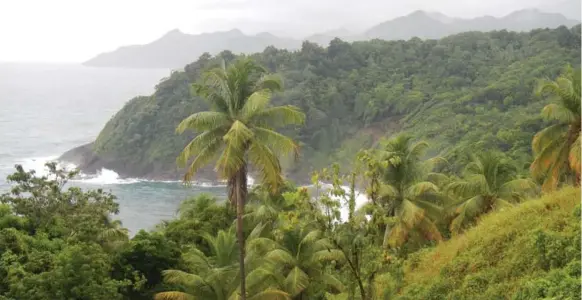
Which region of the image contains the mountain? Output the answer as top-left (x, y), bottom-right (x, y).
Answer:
top-left (365, 9), bottom-right (579, 40)
top-left (84, 9), bottom-right (578, 69)
top-left (537, 0), bottom-right (581, 21)
top-left (84, 29), bottom-right (301, 68)
top-left (63, 26), bottom-right (581, 182)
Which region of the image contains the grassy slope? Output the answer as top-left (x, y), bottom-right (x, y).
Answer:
top-left (377, 187), bottom-right (581, 300)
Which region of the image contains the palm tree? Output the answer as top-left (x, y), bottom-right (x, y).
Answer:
top-left (263, 226), bottom-right (344, 299)
top-left (245, 183), bottom-right (297, 228)
top-left (374, 135), bottom-right (445, 249)
top-left (176, 58), bottom-right (305, 299)
top-left (530, 66), bottom-right (581, 191)
top-left (447, 152), bottom-right (537, 234)
top-left (155, 227), bottom-right (289, 300)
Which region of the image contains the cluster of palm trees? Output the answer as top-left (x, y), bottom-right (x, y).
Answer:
top-left (166, 58), bottom-right (580, 299)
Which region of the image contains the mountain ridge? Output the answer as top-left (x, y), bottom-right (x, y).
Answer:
top-left (84, 9), bottom-right (580, 68)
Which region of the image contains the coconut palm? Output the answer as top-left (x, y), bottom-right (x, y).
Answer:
top-left (447, 151), bottom-right (537, 234)
top-left (176, 58), bottom-right (305, 299)
top-left (245, 183), bottom-right (297, 227)
top-left (530, 66), bottom-right (581, 191)
top-left (374, 135), bottom-right (445, 249)
top-left (263, 226), bottom-right (344, 299)
top-left (155, 227), bottom-right (289, 300)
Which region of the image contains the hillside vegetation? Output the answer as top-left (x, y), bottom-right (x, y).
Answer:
top-left (2, 22), bottom-right (581, 299)
top-left (380, 187), bottom-right (581, 299)
top-left (80, 25), bottom-right (581, 181)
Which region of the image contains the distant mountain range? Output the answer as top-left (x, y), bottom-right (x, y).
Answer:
top-left (84, 9), bottom-right (580, 68)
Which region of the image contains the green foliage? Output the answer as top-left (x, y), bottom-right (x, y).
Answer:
top-left (91, 26), bottom-right (580, 181)
top-left (446, 151), bottom-right (538, 234)
top-left (0, 163), bottom-right (131, 300)
top-left (530, 66), bottom-right (581, 191)
top-left (389, 187), bottom-right (581, 300)
top-left (3, 27), bottom-right (582, 300)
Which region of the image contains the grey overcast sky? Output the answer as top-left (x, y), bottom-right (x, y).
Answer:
top-left (0, 0), bottom-right (578, 62)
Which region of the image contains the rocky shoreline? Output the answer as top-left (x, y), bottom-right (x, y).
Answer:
top-left (59, 143), bottom-right (310, 185)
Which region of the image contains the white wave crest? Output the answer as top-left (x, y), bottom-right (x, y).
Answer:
top-left (13, 156), bottom-right (257, 187)
top-left (72, 168), bottom-right (141, 185)
top-left (19, 156), bottom-right (77, 177)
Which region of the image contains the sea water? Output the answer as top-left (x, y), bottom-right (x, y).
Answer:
top-left (0, 63), bottom-right (367, 235)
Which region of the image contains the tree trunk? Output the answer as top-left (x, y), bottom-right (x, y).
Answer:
top-left (230, 165), bottom-right (248, 300)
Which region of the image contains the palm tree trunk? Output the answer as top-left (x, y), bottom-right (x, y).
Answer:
top-left (233, 164), bottom-right (248, 300)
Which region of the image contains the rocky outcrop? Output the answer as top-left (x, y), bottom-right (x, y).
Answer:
top-left (59, 142), bottom-right (217, 182)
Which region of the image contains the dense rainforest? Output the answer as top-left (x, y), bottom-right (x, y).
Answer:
top-left (67, 25), bottom-right (582, 181)
top-left (0, 25), bottom-right (580, 300)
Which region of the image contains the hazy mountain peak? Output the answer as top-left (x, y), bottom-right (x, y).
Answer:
top-left (426, 11), bottom-right (456, 23)
top-left (84, 8), bottom-right (579, 68)
top-left (161, 28), bottom-right (185, 38)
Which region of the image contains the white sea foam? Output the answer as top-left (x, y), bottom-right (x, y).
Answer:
top-left (19, 156), bottom-right (77, 177)
top-left (72, 168), bottom-right (141, 185)
top-left (14, 157), bottom-right (267, 188)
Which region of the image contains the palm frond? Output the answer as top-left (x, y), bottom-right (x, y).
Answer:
top-left (447, 176), bottom-right (488, 199)
top-left (177, 128), bottom-right (226, 167)
top-left (253, 127), bottom-right (299, 158)
top-left (255, 73), bottom-right (283, 92)
top-left (417, 217), bottom-right (443, 242)
top-left (541, 103), bottom-right (577, 123)
top-left (379, 184), bottom-right (399, 198)
top-left (240, 89), bottom-right (272, 121)
top-left (162, 270), bottom-right (207, 287)
top-left (215, 121), bottom-right (251, 178)
top-left (411, 199), bottom-right (443, 220)
top-left (321, 273), bottom-right (345, 293)
top-left (399, 199), bottom-right (426, 230)
top-left (252, 105), bottom-right (305, 128)
top-left (266, 248), bottom-right (296, 265)
top-left (248, 289), bottom-right (290, 300)
top-left (407, 141), bottom-right (429, 160)
top-left (182, 139), bottom-right (222, 182)
top-left (384, 221), bottom-right (410, 248)
top-left (498, 178), bottom-right (538, 199)
top-left (248, 140), bottom-right (283, 192)
top-left (311, 249), bottom-right (346, 263)
top-left (449, 195), bottom-right (485, 234)
top-left (300, 230), bottom-right (321, 245)
top-left (284, 267), bottom-right (309, 297)
top-left (176, 111), bottom-right (230, 134)
top-left (569, 135), bottom-right (581, 178)
top-left (154, 291), bottom-right (196, 300)
top-left (98, 227), bottom-right (129, 242)
top-left (531, 124), bottom-right (567, 154)
top-left (405, 181), bottom-right (439, 199)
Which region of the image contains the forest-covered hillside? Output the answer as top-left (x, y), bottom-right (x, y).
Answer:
top-left (64, 25), bottom-right (581, 182)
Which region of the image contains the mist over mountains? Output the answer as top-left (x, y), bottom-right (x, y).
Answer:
top-left (84, 9), bottom-right (579, 68)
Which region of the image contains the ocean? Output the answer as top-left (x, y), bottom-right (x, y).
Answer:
top-left (0, 63), bottom-right (227, 235)
top-left (0, 63), bottom-right (368, 235)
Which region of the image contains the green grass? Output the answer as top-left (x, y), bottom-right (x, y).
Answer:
top-left (378, 186), bottom-right (581, 300)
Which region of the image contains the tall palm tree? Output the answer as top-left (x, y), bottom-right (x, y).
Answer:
top-left (374, 135), bottom-right (445, 249)
top-left (530, 66), bottom-right (581, 191)
top-left (155, 227), bottom-right (289, 300)
top-left (176, 58), bottom-right (305, 299)
top-left (447, 152), bottom-right (537, 234)
top-left (263, 226), bottom-right (344, 299)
